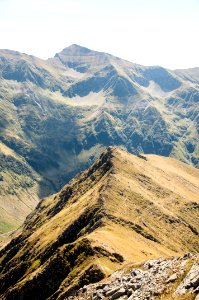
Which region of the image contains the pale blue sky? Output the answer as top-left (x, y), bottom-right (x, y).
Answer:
top-left (0, 0), bottom-right (198, 69)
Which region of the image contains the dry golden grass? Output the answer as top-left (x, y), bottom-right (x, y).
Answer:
top-left (87, 148), bottom-right (199, 266)
top-left (1, 147), bottom-right (199, 298)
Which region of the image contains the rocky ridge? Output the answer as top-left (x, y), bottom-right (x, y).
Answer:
top-left (73, 254), bottom-right (199, 300)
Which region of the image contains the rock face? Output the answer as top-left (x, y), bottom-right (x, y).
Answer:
top-left (175, 262), bottom-right (199, 296)
top-left (0, 148), bottom-right (199, 299)
top-left (74, 255), bottom-right (199, 300)
top-left (0, 44), bottom-right (199, 232)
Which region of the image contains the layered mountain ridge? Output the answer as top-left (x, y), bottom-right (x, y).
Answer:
top-left (0, 44), bottom-right (198, 232)
top-left (0, 147), bottom-right (198, 299)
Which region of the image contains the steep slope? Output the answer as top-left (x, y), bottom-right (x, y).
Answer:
top-left (0, 147), bottom-right (198, 300)
top-left (174, 67), bottom-right (199, 84)
top-left (0, 141), bottom-right (40, 233)
top-left (0, 44), bottom-right (198, 233)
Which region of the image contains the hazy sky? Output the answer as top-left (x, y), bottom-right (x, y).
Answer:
top-left (0, 0), bottom-right (198, 69)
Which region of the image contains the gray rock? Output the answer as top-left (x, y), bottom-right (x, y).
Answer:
top-left (152, 290), bottom-right (161, 296)
top-left (96, 283), bottom-right (107, 290)
top-left (93, 291), bottom-right (104, 300)
top-left (127, 283), bottom-right (141, 290)
top-left (72, 256), bottom-right (199, 300)
top-left (194, 285), bottom-right (199, 293)
top-left (131, 269), bottom-right (144, 277)
top-left (111, 287), bottom-right (126, 299)
top-left (191, 276), bottom-right (199, 289)
top-left (126, 289), bottom-right (133, 296)
top-left (106, 287), bottom-right (121, 297)
top-left (166, 273), bottom-right (178, 283)
top-left (103, 285), bottom-right (111, 293)
top-left (144, 259), bottom-right (159, 269)
top-left (122, 276), bottom-right (129, 282)
top-left (183, 253), bottom-right (193, 259)
top-left (175, 263), bottom-right (199, 295)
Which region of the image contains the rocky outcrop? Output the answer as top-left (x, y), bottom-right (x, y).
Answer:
top-left (175, 262), bottom-right (199, 296)
top-left (73, 254), bottom-right (199, 300)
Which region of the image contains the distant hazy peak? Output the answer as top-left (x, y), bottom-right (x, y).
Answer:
top-left (54, 44), bottom-right (111, 72)
top-left (55, 44), bottom-right (105, 57)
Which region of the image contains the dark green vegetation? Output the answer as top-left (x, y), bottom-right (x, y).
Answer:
top-left (0, 45), bottom-right (198, 232)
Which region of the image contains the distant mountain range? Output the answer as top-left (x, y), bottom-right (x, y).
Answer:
top-left (0, 147), bottom-right (198, 299)
top-left (0, 44), bottom-right (198, 233)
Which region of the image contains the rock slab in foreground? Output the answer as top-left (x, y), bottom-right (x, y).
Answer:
top-left (70, 254), bottom-right (199, 300)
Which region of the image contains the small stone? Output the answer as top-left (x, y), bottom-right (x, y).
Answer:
top-left (183, 253), bottom-right (193, 259)
top-left (152, 290), bottom-right (161, 296)
top-left (194, 286), bottom-right (199, 293)
top-left (131, 269), bottom-right (140, 276)
top-left (82, 286), bottom-right (87, 292)
top-left (103, 285), bottom-right (111, 293)
top-left (106, 287), bottom-right (120, 297)
top-left (122, 276), bottom-right (129, 282)
top-left (166, 273), bottom-right (178, 283)
top-left (96, 283), bottom-right (107, 290)
top-left (111, 287), bottom-right (126, 299)
top-left (94, 291), bottom-right (104, 299)
top-left (131, 284), bottom-right (141, 291)
top-left (126, 289), bottom-right (133, 296)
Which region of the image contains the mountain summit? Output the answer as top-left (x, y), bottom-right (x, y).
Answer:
top-left (0, 148), bottom-right (198, 299)
top-left (54, 44), bottom-right (110, 72)
top-left (56, 44), bottom-right (102, 56)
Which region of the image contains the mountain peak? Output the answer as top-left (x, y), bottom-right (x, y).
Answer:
top-left (54, 44), bottom-right (109, 72)
top-left (56, 44), bottom-right (99, 57)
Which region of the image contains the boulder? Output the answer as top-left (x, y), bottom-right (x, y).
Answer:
top-left (166, 273), bottom-right (178, 283)
top-left (93, 291), bottom-right (104, 300)
top-left (106, 287), bottom-right (120, 297)
top-left (111, 288), bottom-right (126, 299)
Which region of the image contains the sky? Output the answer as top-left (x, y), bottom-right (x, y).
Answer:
top-left (0, 0), bottom-right (198, 69)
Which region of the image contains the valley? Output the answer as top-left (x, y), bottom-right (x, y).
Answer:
top-left (0, 44), bottom-right (198, 233)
